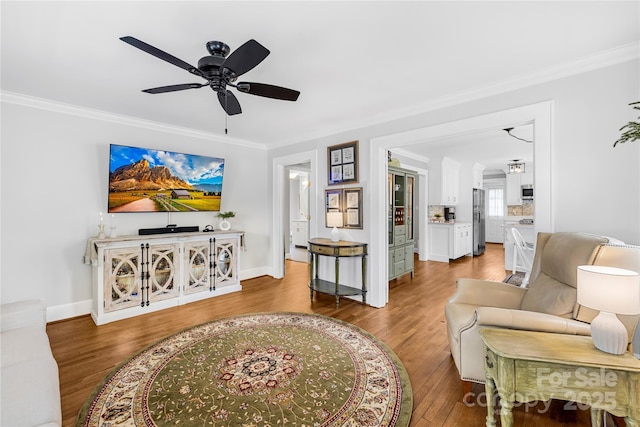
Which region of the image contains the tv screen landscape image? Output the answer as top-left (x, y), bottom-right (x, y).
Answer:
top-left (108, 144), bottom-right (225, 213)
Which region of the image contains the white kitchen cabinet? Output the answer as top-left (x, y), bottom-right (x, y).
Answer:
top-left (472, 163), bottom-right (486, 189)
top-left (291, 220), bottom-right (308, 247)
top-left (520, 170), bottom-right (533, 186)
top-left (506, 173), bottom-right (522, 205)
top-left (428, 222), bottom-right (472, 262)
top-left (453, 223), bottom-right (473, 259)
top-left (88, 231), bottom-right (243, 325)
top-left (441, 157), bottom-right (461, 205)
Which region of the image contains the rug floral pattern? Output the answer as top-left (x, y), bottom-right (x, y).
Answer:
top-left (77, 313), bottom-right (412, 427)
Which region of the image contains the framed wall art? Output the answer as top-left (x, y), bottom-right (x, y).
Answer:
top-left (343, 187), bottom-right (363, 229)
top-left (325, 189), bottom-right (343, 228)
top-left (327, 140), bottom-right (358, 185)
top-left (324, 187), bottom-right (363, 230)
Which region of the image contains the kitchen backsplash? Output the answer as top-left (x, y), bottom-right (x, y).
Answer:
top-left (428, 205), bottom-right (445, 219)
top-left (507, 201), bottom-right (534, 216)
top-left (428, 201), bottom-right (534, 219)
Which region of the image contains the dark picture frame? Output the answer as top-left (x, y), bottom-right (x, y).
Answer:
top-left (324, 187), bottom-right (363, 230)
top-left (343, 187), bottom-right (363, 229)
top-left (327, 141), bottom-right (358, 185)
top-left (325, 189), bottom-right (342, 228)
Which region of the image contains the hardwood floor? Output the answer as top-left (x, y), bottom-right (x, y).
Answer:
top-left (48, 243), bottom-right (600, 426)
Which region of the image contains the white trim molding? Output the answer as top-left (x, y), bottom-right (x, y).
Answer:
top-left (0, 90), bottom-right (265, 149)
top-left (271, 150), bottom-right (318, 279)
top-left (369, 101), bottom-right (554, 308)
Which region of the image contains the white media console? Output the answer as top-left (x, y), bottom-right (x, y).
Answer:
top-left (85, 231), bottom-right (244, 325)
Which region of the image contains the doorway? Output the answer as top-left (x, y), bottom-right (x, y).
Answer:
top-left (484, 177), bottom-right (506, 243)
top-left (287, 164), bottom-right (311, 263)
top-left (369, 101), bottom-right (554, 308)
top-left (272, 150), bottom-right (318, 279)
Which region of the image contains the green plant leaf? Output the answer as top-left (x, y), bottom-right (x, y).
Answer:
top-left (614, 102), bottom-right (640, 147)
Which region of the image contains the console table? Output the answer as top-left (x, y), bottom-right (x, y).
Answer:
top-left (307, 238), bottom-right (367, 308)
top-left (84, 231), bottom-right (244, 325)
top-left (480, 328), bottom-right (640, 427)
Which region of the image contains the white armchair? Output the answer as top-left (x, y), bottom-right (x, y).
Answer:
top-left (445, 232), bottom-right (640, 400)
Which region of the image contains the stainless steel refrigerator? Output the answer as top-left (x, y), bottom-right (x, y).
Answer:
top-left (473, 188), bottom-right (486, 256)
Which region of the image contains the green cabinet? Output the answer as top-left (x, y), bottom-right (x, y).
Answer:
top-left (388, 166), bottom-right (416, 280)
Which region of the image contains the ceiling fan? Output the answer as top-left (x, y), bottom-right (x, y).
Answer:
top-left (120, 36), bottom-right (300, 116)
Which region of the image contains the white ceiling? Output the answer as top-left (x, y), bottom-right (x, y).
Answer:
top-left (2, 1), bottom-right (639, 157)
top-left (395, 124), bottom-right (535, 173)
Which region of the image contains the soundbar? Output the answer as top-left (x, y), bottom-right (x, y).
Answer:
top-left (138, 225), bottom-right (200, 235)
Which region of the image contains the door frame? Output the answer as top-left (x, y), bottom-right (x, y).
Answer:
top-left (272, 150), bottom-right (318, 278)
top-left (368, 101), bottom-right (554, 307)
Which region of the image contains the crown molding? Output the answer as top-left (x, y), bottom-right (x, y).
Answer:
top-left (2, 41), bottom-right (638, 150)
top-left (272, 41), bottom-right (640, 148)
top-left (0, 91), bottom-right (267, 150)
top-left (390, 148), bottom-right (431, 165)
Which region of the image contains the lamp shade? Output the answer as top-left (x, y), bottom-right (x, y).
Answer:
top-left (326, 212), bottom-right (343, 228)
top-left (577, 265), bottom-right (640, 315)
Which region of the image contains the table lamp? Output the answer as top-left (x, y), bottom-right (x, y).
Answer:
top-left (326, 212), bottom-right (343, 242)
top-left (577, 265), bottom-right (640, 355)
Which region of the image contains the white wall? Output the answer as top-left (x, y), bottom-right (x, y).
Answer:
top-left (0, 101), bottom-right (270, 319)
top-left (2, 59), bottom-right (638, 320)
top-left (268, 59), bottom-right (639, 307)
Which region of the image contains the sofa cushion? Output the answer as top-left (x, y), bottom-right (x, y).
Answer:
top-left (1, 327), bottom-right (61, 426)
top-left (1, 327), bottom-right (54, 367)
top-left (0, 300), bottom-right (47, 332)
top-left (520, 233), bottom-right (606, 316)
top-left (520, 272), bottom-right (577, 317)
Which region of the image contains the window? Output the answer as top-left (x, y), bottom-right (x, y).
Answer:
top-left (487, 188), bottom-right (504, 217)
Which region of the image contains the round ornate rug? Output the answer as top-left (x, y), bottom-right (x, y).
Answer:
top-left (77, 312), bottom-right (412, 426)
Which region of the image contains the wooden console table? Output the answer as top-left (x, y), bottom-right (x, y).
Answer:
top-left (307, 238), bottom-right (367, 308)
top-left (480, 328), bottom-right (640, 427)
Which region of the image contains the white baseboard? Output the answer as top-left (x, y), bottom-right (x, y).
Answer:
top-left (47, 267), bottom-right (273, 323)
top-left (47, 299), bottom-right (93, 323)
top-left (240, 266), bottom-right (271, 280)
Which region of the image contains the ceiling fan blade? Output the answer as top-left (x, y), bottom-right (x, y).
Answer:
top-left (222, 39), bottom-right (270, 77)
top-left (217, 91), bottom-right (242, 115)
top-left (236, 82), bottom-right (300, 101)
top-left (120, 36), bottom-right (204, 78)
top-left (142, 83), bottom-right (206, 94)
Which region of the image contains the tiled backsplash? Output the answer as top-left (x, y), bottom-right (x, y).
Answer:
top-left (428, 205), bottom-right (445, 218)
top-left (507, 201), bottom-right (534, 216)
top-left (428, 201), bottom-right (534, 219)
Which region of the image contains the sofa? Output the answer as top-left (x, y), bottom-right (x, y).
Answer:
top-left (445, 232), bottom-right (640, 399)
top-left (1, 299), bottom-right (62, 426)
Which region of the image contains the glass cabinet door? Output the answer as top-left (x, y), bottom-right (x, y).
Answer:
top-left (148, 245), bottom-right (179, 302)
top-left (406, 174), bottom-right (415, 241)
top-left (104, 247), bottom-right (142, 312)
top-left (215, 238), bottom-right (237, 288)
top-left (388, 172), bottom-right (393, 245)
top-left (184, 242), bottom-right (211, 294)
top-left (394, 174), bottom-right (405, 226)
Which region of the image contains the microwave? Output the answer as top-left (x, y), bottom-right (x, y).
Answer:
top-left (521, 185), bottom-right (534, 200)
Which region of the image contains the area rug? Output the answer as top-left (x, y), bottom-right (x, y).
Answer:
top-left (77, 312), bottom-right (413, 426)
top-left (503, 271), bottom-right (526, 286)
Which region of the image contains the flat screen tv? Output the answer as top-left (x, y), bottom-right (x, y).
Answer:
top-left (108, 144), bottom-right (225, 213)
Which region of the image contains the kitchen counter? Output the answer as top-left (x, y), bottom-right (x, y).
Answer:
top-left (428, 222), bottom-right (472, 262)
